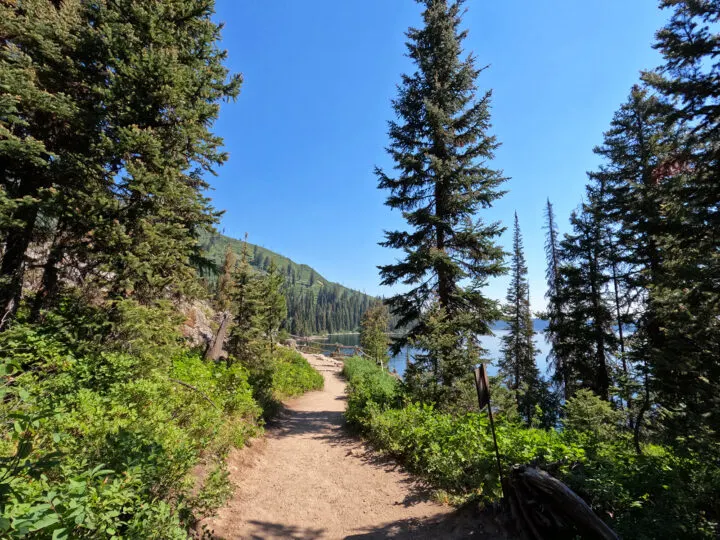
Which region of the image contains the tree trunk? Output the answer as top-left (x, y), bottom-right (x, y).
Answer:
top-left (589, 247), bottom-right (610, 401)
top-left (0, 204), bottom-right (38, 330)
top-left (206, 312), bottom-right (231, 361)
top-left (30, 230), bottom-right (66, 321)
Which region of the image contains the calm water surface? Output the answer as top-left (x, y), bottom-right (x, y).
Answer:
top-left (317, 330), bottom-right (552, 379)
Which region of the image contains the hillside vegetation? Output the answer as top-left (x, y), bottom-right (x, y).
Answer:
top-left (201, 232), bottom-right (376, 335)
top-left (0, 297), bottom-right (323, 538)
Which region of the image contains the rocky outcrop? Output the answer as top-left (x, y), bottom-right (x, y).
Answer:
top-left (180, 300), bottom-right (218, 349)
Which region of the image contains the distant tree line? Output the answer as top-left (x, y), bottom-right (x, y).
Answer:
top-left (203, 234), bottom-right (377, 336)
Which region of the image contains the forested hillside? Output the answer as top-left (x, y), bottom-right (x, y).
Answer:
top-left (201, 232), bottom-right (376, 335)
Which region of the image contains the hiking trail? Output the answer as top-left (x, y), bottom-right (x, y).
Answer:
top-left (204, 352), bottom-right (505, 539)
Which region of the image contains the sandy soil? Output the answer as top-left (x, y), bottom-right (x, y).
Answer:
top-left (203, 353), bottom-right (507, 540)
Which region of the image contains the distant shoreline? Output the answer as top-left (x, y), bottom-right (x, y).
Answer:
top-left (304, 332), bottom-right (360, 340)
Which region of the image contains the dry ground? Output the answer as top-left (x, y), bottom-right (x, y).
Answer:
top-left (203, 353), bottom-right (508, 539)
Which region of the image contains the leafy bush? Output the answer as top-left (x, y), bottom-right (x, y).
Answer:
top-left (360, 401), bottom-right (582, 497)
top-left (343, 358), bottom-right (719, 538)
top-left (562, 442), bottom-right (719, 539)
top-left (342, 356), bottom-right (399, 425)
top-left (562, 388), bottom-right (625, 444)
top-left (0, 304), bottom-right (263, 539)
top-left (271, 347), bottom-right (324, 399)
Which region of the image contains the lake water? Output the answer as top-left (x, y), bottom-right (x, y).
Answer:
top-left (317, 328), bottom-right (553, 379)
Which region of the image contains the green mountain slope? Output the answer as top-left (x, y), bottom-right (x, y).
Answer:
top-left (201, 232), bottom-right (377, 335)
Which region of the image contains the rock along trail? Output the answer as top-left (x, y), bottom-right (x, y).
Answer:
top-left (204, 353), bottom-right (505, 540)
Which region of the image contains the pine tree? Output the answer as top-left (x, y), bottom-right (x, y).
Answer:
top-left (0, 0), bottom-right (241, 326)
top-left (499, 213), bottom-right (540, 423)
top-left (0, 1), bottom-right (92, 327)
top-left (215, 245), bottom-right (237, 312)
top-left (259, 259), bottom-right (287, 356)
top-left (643, 0), bottom-right (720, 451)
top-left (360, 301), bottom-right (390, 368)
top-left (95, 1), bottom-right (239, 303)
top-left (228, 240), bottom-right (263, 367)
top-left (587, 85), bottom-right (680, 446)
top-left (543, 199), bottom-right (571, 399)
top-left (376, 0), bottom-right (506, 405)
top-left (553, 198), bottom-right (617, 401)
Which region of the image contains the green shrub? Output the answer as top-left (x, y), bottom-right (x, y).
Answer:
top-left (562, 388), bottom-right (624, 444)
top-left (0, 312), bottom-right (263, 539)
top-left (271, 347), bottom-right (324, 399)
top-left (360, 401), bottom-right (582, 497)
top-left (342, 356), bottom-right (399, 425)
top-left (563, 442), bottom-right (720, 539)
top-left (342, 357), bottom-right (719, 538)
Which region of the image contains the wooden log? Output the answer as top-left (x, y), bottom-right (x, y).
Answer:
top-left (205, 312), bottom-right (231, 361)
top-left (508, 466), bottom-right (619, 540)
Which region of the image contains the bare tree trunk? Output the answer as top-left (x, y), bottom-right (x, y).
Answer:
top-left (0, 205), bottom-right (38, 330)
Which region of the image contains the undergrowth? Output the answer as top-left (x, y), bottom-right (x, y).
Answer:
top-left (272, 347), bottom-right (324, 399)
top-left (0, 299), bottom-right (323, 538)
top-left (342, 356), bottom-right (719, 539)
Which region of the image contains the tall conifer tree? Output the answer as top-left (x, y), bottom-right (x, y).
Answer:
top-left (587, 85), bottom-right (679, 444)
top-left (376, 0), bottom-right (506, 405)
top-left (543, 199), bottom-right (571, 399)
top-left (553, 197), bottom-right (617, 401)
top-left (499, 213), bottom-right (540, 423)
top-left (0, 1), bottom-right (92, 326)
top-left (642, 0), bottom-right (720, 450)
top-left (0, 0), bottom-right (241, 327)
top-left (260, 259), bottom-right (287, 356)
top-left (228, 239), bottom-right (262, 367)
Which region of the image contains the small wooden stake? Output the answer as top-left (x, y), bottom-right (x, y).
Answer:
top-left (474, 364), bottom-right (506, 499)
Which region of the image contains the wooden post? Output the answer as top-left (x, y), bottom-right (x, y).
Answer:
top-left (474, 364), bottom-right (505, 499)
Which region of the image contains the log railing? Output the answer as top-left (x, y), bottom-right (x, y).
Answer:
top-left (288, 335), bottom-right (390, 370)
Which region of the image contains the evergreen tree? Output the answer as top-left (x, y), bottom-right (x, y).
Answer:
top-left (94, 0), bottom-right (239, 304)
top-left (215, 245), bottom-right (237, 312)
top-left (228, 240), bottom-right (262, 367)
top-left (360, 301), bottom-right (390, 368)
top-left (0, 0), bottom-right (241, 327)
top-left (553, 198), bottom-right (617, 401)
top-left (0, 1), bottom-right (93, 327)
top-left (376, 0), bottom-right (506, 405)
top-left (643, 0), bottom-right (720, 451)
top-left (260, 259), bottom-right (287, 355)
top-left (587, 85), bottom-right (680, 445)
top-left (543, 199), bottom-right (571, 399)
top-left (499, 213), bottom-right (540, 423)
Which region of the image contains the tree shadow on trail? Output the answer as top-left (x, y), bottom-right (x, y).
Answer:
top-left (266, 408), bottom-right (347, 439)
top-left (226, 503), bottom-right (508, 540)
top-left (265, 369), bottom-right (445, 510)
top-left (344, 501), bottom-right (510, 539)
top-left (238, 520), bottom-right (327, 539)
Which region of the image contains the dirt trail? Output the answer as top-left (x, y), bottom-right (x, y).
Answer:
top-left (204, 353), bottom-right (505, 539)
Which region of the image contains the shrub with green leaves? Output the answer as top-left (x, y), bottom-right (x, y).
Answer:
top-left (271, 347), bottom-right (324, 399)
top-left (0, 301), bottom-right (263, 539)
top-left (342, 356), bottom-right (399, 426)
top-left (343, 357), bottom-right (719, 538)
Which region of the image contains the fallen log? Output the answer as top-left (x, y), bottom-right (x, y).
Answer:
top-left (204, 311), bottom-right (231, 361)
top-left (507, 466), bottom-right (619, 540)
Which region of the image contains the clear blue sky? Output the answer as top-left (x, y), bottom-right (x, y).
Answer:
top-left (209, 0), bottom-right (667, 311)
